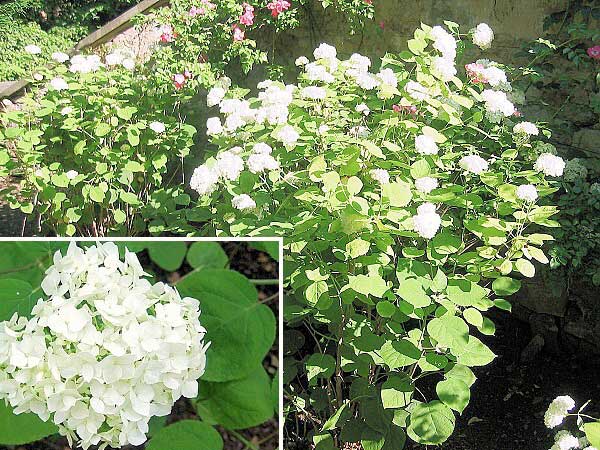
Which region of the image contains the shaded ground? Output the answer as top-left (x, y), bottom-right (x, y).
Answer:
top-left (0, 242), bottom-right (280, 450)
top-left (285, 309), bottom-right (600, 450)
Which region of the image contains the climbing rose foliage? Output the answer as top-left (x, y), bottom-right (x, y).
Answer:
top-left (0, 243), bottom-right (208, 449)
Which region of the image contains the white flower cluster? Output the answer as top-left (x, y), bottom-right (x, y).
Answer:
top-left (472, 23), bottom-right (494, 49)
top-left (552, 431), bottom-right (581, 450)
top-left (459, 154), bottom-right (489, 174)
top-left (516, 184), bottom-right (538, 202)
top-left (104, 49), bottom-right (136, 70)
top-left (513, 121), bottom-right (539, 136)
top-left (0, 243), bottom-right (208, 450)
top-left (415, 176), bottom-right (438, 194)
top-left (535, 153), bottom-right (566, 177)
top-left (247, 143), bottom-right (280, 173)
top-left (69, 55), bottom-right (104, 74)
top-left (413, 202), bottom-right (442, 239)
top-left (50, 77), bottom-right (69, 91)
top-left (415, 134), bottom-right (439, 155)
top-left (430, 25), bottom-right (457, 82)
top-left (481, 89), bottom-right (515, 122)
top-left (545, 396), bottom-right (576, 428)
top-left (370, 169), bottom-right (390, 185)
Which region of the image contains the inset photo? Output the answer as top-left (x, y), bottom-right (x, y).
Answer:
top-left (0, 239), bottom-right (281, 450)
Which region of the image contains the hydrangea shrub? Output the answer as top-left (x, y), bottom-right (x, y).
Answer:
top-left (190, 22), bottom-right (563, 447)
top-left (0, 55), bottom-right (197, 236)
top-left (0, 241), bottom-right (278, 449)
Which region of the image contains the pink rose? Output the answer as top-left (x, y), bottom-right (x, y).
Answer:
top-left (587, 46), bottom-right (600, 60)
top-left (240, 3), bottom-right (255, 26)
top-left (232, 24), bottom-right (245, 41)
top-left (173, 73), bottom-right (186, 89)
top-left (266, 0), bottom-right (290, 18)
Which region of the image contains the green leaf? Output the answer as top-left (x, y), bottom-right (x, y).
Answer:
top-left (427, 315), bottom-right (469, 354)
top-left (196, 366), bottom-right (273, 429)
top-left (0, 279), bottom-right (34, 321)
top-left (436, 378), bottom-right (470, 413)
top-left (431, 232), bottom-right (462, 254)
top-left (445, 364), bottom-right (476, 387)
top-left (463, 308), bottom-right (483, 327)
top-left (584, 422), bottom-right (600, 448)
top-left (250, 242), bottom-right (280, 261)
top-left (148, 241), bottom-right (188, 271)
top-left (0, 403), bottom-right (57, 445)
top-left (407, 401), bottom-right (455, 445)
top-left (306, 281), bottom-right (330, 308)
top-left (94, 122), bottom-right (111, 137)
top-left (322, 402), bottom-right (350, 431)
top-left (446, 278), bottom-right (488, 307)
top-left (410, 159), bottom-right (430, 179)
top-left (120, 191), bottom-right (141, 206)
top-left (346, 238), bottom-right (371, 259)
top-left (491, 277), bottom-right (521, 296)
top-left (376, 301), bottom-right (395, 318)
top-left (306, 353), bottom-right (336, 385)
top-left (381, 374), bottom-right (413, 409)
top-left (380, 339), bottom-right (421, 369)
top-left (348, 274), bottom-right (389, 298)
top-left (186, 242), bottom-right (228, 270)
top-left (89, 186), bottom-right (105, 203)
top-left (146, 420), bottom-right (223, 450)
top-left (456, 336), bottom-right (496, 367)
top-left (382, 181), bottom-right (412, 207)
top-left (178, 269), bottom-right (275, 382)
top-left (515, 258), bottom-right (535, 277)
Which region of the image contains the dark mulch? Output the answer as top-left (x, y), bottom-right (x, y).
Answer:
top-left (0, 242), bottom-right (280, 450)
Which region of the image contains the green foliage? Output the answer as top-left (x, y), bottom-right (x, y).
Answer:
top-left (145, 420), bottom-right (223, 450)
top-left (193, 22), bottom-right (560, 448)
top-left (517, 1), bottom-right (600, 285)
top-left (0, 63), bottom-right (197, 236)
top-left (0, 403), bottom-right (58, 445)
top-left (0, 0), bottom-right (137, 81)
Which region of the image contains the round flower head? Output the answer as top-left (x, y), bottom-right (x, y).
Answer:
top-left (534, 153), bottom-right (565, 177)
top-left (276, 125), bottom-right (300, 147)
top-left (481, 89), bottom-right (515, 119)
top-left (51, 52), bottom-right (70, 63)
top-left (432, 56), bottom-right (457, 82)
top-left (370, 169), bottom-right (390, 185)
top-left (459, 154), bottom-right (489, 174)
top-left (554, 431), bottom-right (580, 450)
top-left (149, 121), bottom-right (166, 133)
top-left (0, 243), bottom-right (208, 450)
top-left (472, 23), bottom-right (494, 49)
top-left (516, 184), bottom-right (538, 202)
top-left (295, 56), bottom-right (309, 66)
top-left (415, 176), bottom-right (438, 193)
top-left (190, 164), bottom-right (219, 196)
top-left (431, 26), bottom-right (457, 61)
top-left (301, 86), bottom-right (327, 100)
top-left (356, 103), bottom-right (370, 115)
top-left (413, 202), bottom-right (442, 239)
top-left (313, 43), bottom-right (337, 61)
top-left (207, 86), bottom-right (226, 107)
top-left (415, 134), bottom-right (439, 155)
top-left (544, 395), bottom-right (576, 428)
top-left (206, 117), bottom-right (223, 136)
top-left (66, 170), bottom-right (79, 180)
top-left (50, 77), bottom-right (68, 91)
top-left (25, 44), bottom-right (42, 54)
top-left (215, 150), bottom-right (244, 181)
top-left (232, 194), bottom-right (256, 210)
top-left (513, 121), bottom-right (539, 136)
